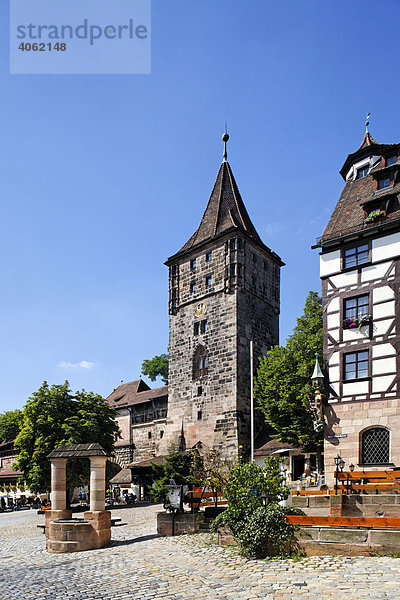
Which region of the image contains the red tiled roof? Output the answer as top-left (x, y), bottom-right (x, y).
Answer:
top-left (317, 133), bottom-right (400, 245)
top-left (106, 379), bottom-right (168, 409)
top-left (254, 439), bottom-right (300, 456)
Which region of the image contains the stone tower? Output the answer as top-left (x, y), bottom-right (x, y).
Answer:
top-left (162, 132), bottom-right (284, 459)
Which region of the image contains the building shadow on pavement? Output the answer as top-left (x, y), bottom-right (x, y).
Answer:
top-left (112, 534), bottom-right (159, 546)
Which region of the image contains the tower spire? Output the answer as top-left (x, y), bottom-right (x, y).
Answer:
top-left (365, 112), bottom-right (371, 133)
top-left (222, 123), bottom-right (229, 162)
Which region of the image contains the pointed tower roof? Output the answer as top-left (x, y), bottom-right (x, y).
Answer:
top-left (166, 159), bottom-right (283, 265)
top-left (339, 128), bottom-right (396, 180)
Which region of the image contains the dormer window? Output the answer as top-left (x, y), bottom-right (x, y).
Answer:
top-left (356, 166), bottom-right (369, 179)
top-left (387, 155), bottom-right (397, 167)
top-left (378, 177), bottom-right (391, 190)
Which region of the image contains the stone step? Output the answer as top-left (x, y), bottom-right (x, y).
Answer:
top-left (47, 539), bottom-right (93, 553)
top-left (199, 518), bottom-right (213, 532)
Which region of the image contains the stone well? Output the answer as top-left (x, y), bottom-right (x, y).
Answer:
top-left (45, 443), bottom-right (111, 553)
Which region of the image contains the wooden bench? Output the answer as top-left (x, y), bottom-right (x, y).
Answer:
top-left (335, 469), bottom-right (400, 494)
top-left (185, 490), bottom-right (227, 510)
top-left (336, 469), bottom-right (400, 494)
top-left (286, 515), bottom-right (400, 528)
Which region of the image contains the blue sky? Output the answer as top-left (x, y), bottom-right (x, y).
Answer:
top-left (1, 0), bottom-right (399, 411)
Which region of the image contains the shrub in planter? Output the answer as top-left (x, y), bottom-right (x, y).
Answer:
top-left (237, 504), bottom-right (303, 558)
top-left (212, 457), bottom-right (304, 557)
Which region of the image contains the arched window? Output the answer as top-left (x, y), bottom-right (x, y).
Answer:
top-left (193, 345), bottom-right (208, 379)
top-left (361, 427), bottom-right (390, 465)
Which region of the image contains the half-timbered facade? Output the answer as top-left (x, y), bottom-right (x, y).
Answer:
top-left (314, 128), bottom-right (400, 487)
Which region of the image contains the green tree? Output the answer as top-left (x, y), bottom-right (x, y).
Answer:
top-left (0, 409), bottom-right (24, 442)
top-left (15, 381), bottom-right (120, 493)
top-left (255, 291), bottom-right (323, 448)
top-left (150, 446), bottom-right (195, 502)
top-left (141, 353), bottom-right (169, 384)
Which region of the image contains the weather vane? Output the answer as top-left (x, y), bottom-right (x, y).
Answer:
top-left (222, 123), bottom-right (229, 161)
top-left (365, 112), bottom-right (371, 133)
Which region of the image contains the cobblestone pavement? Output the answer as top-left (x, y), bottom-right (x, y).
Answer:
top-left (1, 504), bottom-right (400, 599)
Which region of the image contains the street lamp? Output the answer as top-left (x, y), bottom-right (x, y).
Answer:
top-left (347, 463), bottom-right (355, 495)
top-left (311, 355), bottom-right (324, 388)
top-left (310, 354), bottom-right (325, 434)
top-left (334, 454), bottom-right (344, 495)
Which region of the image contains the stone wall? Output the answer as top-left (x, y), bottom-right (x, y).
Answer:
top-left (157, 512), bottom-right (204, 536)
top-left (295, 525), bottom-right (400, 556)
top-left (324, 398), bottom-right (400, 487)
top-left (292, 494), bottom-right (400, 518)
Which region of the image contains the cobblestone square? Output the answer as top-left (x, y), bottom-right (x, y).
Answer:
top-left (1, 504), bottom-right (400, 600)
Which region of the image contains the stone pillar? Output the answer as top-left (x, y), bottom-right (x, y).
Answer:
top-left (330, 494), bottom-right (344, 517)
top-left (50, 458), bottom-right (67, 510)
top-left (89, 456), bottom-right (107, 512)
top-left (46, 458), bottom-right (72, 539)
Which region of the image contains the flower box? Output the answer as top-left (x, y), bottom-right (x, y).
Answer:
top-left (342, 316), bottom-right (371, 330)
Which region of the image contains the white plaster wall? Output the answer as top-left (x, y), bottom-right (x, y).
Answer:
top-left (372, 357), bottom-right (396, 375)
top-left (329, 352), bottom-right (339, 366)
top-left (372, 375), bottom-right (396, 393)
top-left (373, 286), bottom-right (394, 303)
top-left (372, 343), bottom-right (396, 358)
top-left (330, 271), bottom-right (358, 288)
top-left (374, 301), bottom-right (395, 319)
top-left (329, 366), bottom-right (340, 382)
top-left (361, 262), bottom-right (390, 282)
top-left (327, 297), bottom-right (340, 313)
top-left (373, 319), bottom-right (394, 336)
top-left (372, 232), bottom-right (400, 262)
top-left (320, 250), bottom-right (341, 277)
top-left (342, 381), bottom-right (369, 395)
top-left (327, 313), bottom-right (340, 330)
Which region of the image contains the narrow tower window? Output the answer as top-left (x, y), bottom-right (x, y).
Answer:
top-left (193, 345), bottom-right (208, 379)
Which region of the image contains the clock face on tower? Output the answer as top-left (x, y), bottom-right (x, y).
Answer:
top-left (194, 303), bottom-right (207, 317)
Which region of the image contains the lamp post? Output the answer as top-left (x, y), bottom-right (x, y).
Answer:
top-left (310, 354), bottom-right (325, 476)
top-left (310, 355), bottom-right (325, 432)
top-left (334, 454), bottom-right (344, 495)
top-left (347, 463), bottom-right (355, 495)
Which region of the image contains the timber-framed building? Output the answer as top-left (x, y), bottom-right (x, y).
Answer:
top-left (314, 127), bottom-right (400, 486)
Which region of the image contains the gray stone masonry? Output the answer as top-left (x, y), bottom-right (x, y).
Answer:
top-left (163, 233), bottom-right (281, 459)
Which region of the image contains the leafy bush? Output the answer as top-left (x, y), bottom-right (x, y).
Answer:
top-left (212, 457), bottom-right (304, 558)
top-left (238, 504), bottom-right (295, 558)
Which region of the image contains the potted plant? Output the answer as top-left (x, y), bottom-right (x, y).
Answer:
top-left (366, 209), bottom-right (386, 223)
